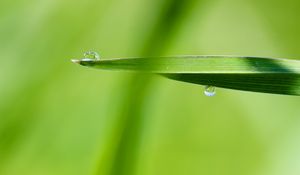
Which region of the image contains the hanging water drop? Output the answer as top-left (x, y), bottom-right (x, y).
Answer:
top-left (83, 51), bottom-right (100, 60)
top-left (204, 85), bottom-right (216, 97)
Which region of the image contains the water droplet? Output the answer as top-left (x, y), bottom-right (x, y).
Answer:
top-left (204, 85), bottom-right (216, 97)
top-left (84, 51), bottom-right (100, 60)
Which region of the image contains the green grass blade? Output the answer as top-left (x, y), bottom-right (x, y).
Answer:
top-left (72, 56), bottom-right (300, 96)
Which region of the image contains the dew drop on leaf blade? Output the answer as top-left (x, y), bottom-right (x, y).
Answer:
top-left (84, 51), bottom-right (100, 60)
top-left (204, 85), bottom-right (216, 97)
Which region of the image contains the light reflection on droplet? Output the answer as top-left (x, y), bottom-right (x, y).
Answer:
top-left (84, 51), bottom-right (100, 60)
top-left (204, 85), bottom-right (216, 97)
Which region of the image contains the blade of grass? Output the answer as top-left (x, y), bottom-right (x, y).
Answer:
top-left (92, 1), bottom-right (205, 175)
top-left (73, 56), bottom-right (300, 96)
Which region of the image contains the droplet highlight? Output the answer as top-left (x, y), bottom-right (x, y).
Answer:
top-left (84, 51), bottom-right (100, 60)
top-left (204, 85), bottom-right (216, 97)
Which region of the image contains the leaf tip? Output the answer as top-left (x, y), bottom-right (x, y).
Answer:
top-left (71, 59), bottom-right (80, 64)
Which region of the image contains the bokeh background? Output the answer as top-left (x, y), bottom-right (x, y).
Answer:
top-left (1, 0), bottom-right (300, 174)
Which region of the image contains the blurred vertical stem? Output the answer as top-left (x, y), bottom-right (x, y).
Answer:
top-left (96, 0), bottom-right (206, 175)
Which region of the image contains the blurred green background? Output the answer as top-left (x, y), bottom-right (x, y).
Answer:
top-left (1, 0), bottom-right (300, 175)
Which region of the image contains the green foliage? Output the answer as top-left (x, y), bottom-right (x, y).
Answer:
top-left (1, 0), bottom-right (300, 175)
top-left (74, 56), bottom-right (300, 95)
